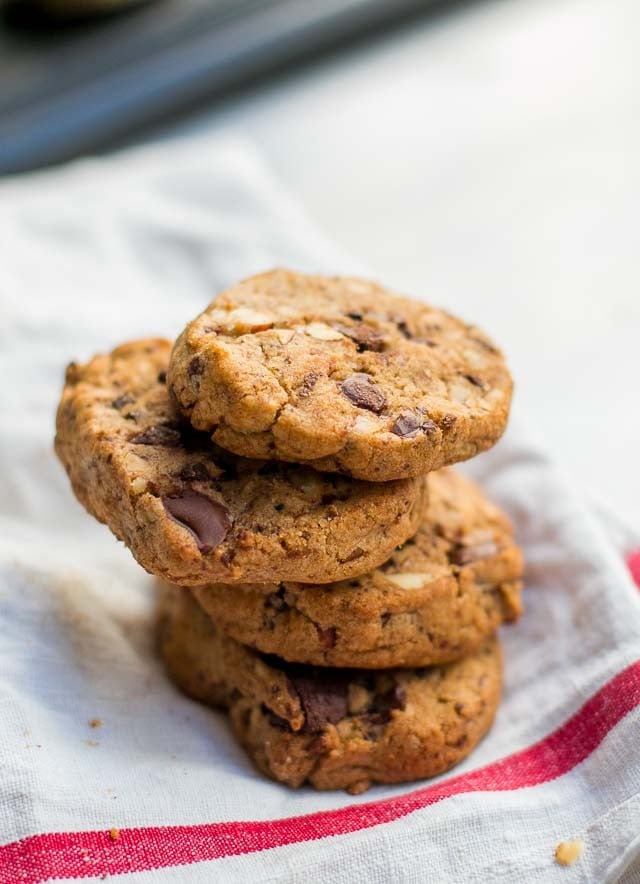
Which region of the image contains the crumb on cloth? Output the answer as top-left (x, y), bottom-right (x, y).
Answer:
top-left (555, 839), bottom-right (583, 866)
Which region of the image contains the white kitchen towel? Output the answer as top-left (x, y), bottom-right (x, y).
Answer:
top-left (0, 133), bottom-right (639, 884)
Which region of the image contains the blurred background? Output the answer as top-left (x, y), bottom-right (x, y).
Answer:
top-left (1, 0), bottom-right (638, 524)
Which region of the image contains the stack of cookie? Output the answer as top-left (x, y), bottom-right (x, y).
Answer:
top-left (55, 269), bottom-right (523, 794)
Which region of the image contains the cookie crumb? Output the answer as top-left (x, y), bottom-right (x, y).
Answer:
top-left (86, 740), bottom-right (100, 747)
top-left (109, 827), bottom-right (120, 842)
top-left (89, 718), bottom-right (102, 729)
top-left (555, 839), bottom-right (583, 866)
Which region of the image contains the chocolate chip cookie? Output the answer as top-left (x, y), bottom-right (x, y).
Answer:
top-left (168, 269), bottom-right (512, 481)
top-left (159, 587), bottom-right (502, 793)
top-left (192, 468), bottom-right (523, 668)
top-left (55, 339), bottom-right (427, 585)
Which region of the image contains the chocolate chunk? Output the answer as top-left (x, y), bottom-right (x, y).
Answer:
top-left (396, 319), bottom-right (413, 339)
top-left (273, 502), bottom-right (285, 512)
top-left (316, 626), bottom-right (337, 649)
top-left (292, 676), bottom-right (349, 733)
top-left (157, 371), bottom-right (167, 384)
top-left (449, 540), bottom-right (498, 566)
top-left (346, 312), bottom-right (363, 321)
top-left (441, 413), bottom-right (457, 429)
top-left (112, 393), bottom-right (135, 410)
top-left (340, 374), bottom-right (386, 413)
top-left (188, 356), bottom-right (205, 378)
top-left (391, 411), bottom-right (437, 437)
top-left (464, 374), bottom-right (484, 388)
top-left (177, 462), bottom-right (210, 483)
top-left (391, 411), bottom-right (421, 437)
top-left (131, 425), bottom-right (181, 447)
top-left (334, 323), bottom-right (384, 352)
top-left (162, 491), bottom-right (231, 552)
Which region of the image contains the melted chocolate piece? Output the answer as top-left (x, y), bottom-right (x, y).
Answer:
top-left (334, 323), bottom-right (385, 352)
top-left (162, 491), bottom-right (231, 552)
top-left (340, 374), bottom-right (387, 413)
top-left (131, 425), bottom-right (181, 447)
top-left (188, 356), bottom-right (205, 378)
top-left (292, 675), bottom-right (349, 733)
top-left (391, 411), bottom-right (420, 437)
top-left (391, 411), bottom-right (438, 438)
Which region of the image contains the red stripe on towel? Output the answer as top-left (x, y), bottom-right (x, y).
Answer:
top-left (626, 549), bottom-right (640, 588)
top-left (2, 660), bottom-right (639, 883)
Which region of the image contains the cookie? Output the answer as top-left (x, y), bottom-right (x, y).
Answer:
top-left (168, 269), bottom-right (512, 481)
top-left (158, 587), bottom-right (502, 793)
top-left (55, 339), bottom-right (427, 585)
top-left (192, 468), bottom-right (523, 668)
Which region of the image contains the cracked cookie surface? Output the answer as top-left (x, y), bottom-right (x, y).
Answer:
top-left (192, 468), bottom-right (523, 668)
top-left (168, 269), bottom-right (513, 481)
top-left (55, 339), bottom-right (427, 585)
top-left (159, 587), bottom-right (502, 793)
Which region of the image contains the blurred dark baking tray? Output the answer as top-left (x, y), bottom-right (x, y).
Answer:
top-left (0, 0), bottom-right (439, 175)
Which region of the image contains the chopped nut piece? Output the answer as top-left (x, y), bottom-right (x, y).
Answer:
top-left (303, 322), bottom-right (345, 341)
top-left (554, 839), bottom-right (583, 866)
top-left (385, 572), bottom-right (430, 590)
top-left (449, 382), bottom-right (470, 404)
top-left (207, 307), bottom-right (273, 334)
top-left (130, 477), bottom-right (147, 495)
top-left (348, 683), bottom-right (371, 715)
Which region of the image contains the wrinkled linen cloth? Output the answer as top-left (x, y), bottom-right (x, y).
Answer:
top-left (0, 134), bottom-right (639, 884)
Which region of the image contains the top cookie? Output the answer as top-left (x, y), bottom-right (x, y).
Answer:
top-left (168, 269), bottom-right (513, 481)
top-left (55, 339), bottom-right (427, 585)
